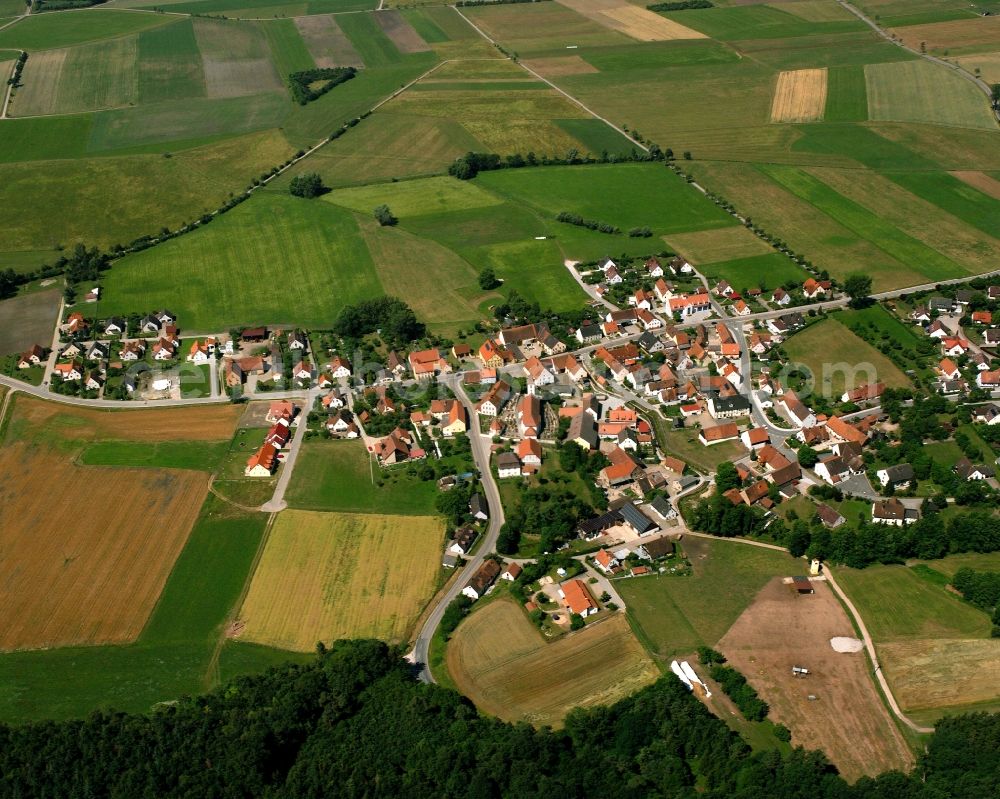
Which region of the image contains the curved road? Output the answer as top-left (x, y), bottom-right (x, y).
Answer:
top-left (410, 375), bottom-right (506, 683)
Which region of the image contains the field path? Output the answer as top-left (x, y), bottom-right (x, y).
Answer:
top-left (837, 0), bottom-right (999, 124)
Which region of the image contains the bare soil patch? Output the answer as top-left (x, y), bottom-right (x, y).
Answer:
top-left (718, 578), bottom-right (914, 781)
top-left (889, 16), bottom-right (1000, 54)
top-left (202, 57), bottom-right (281, 99)
top-left (294, 14), bottom-right (363, 68)
top-left (556, 0), bottom-right (706, 42)
top-left (375, 9), bottom-right (430, 54)
top-left (951, 169), bottom-right (1000, 201)
top-left (0, 288), bottom-right (60, 356)
top-left (522, 55), bottom-right (599, 77)
top-left (770, 67), bottom-right (827, 123)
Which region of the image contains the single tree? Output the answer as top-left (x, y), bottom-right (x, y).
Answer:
top-left (374, 204), bottom-right (397, 227)
top-left (478, 266), bottom-right (501, 290)
top-left (844, 272), bottom-right (873, 308)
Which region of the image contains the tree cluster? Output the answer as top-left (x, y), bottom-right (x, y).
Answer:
top-left (556, 211), bottom-right (620, 235)
top-left (501, 483), bottom-right (594, 553)
top-left (287, 66), bottom-right (356, 105)
top-left (374, 204), bottom-right (397, 226)
top-left (448, 144), bottom-right (667, 181)
top-left (2, 639), bottom-right (1000, 797)
top-left (289, 173), bottom-right (326, 199)
top-left (951, 567), bottom-right (1000, 635)
top-left (709, 664), bottom-right (770, 721)
top-left (7, 52), bottom-right (26, 87)
top-left (332, 297), bottom-right (424, 345)
top-left (647, 0), bottom-right (713, 9)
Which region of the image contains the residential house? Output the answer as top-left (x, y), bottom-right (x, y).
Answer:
top-left (877, 463), bottom-right (914, 490)
top-left (82, 371), bottom-right (103, 391)
top-left (452, 343), bottom-right (472, 360)
top-left (802, 278), bottom-right (829, 299)
top-left (942, 337), bottom-right (970, 357)
top-left (104, 317), bottom-right (126, 336)
top-left (462, 559), bottom-right (501, 601)
top-left (926, 319), bottom-right (952, 339)
top-left (713, 280), bottom-right (734, 298)
top-left (575, 322), bottom-right (603, 343)
top-left (816, 503), bottom-right (845, 528)
top-left (559, 579), bottom-right (598, 617)
top-left (497, 452), bottom-right (522, 479)
top-left (780, 391), bottom-right (816, 428)
top-left (972, 310), bottom-right (993, 325)
top-left (409, 348), bottom-right (450, 380)
top-left (741, 427), bottom-right (769, 450)
top-left (872, 498), bottom-right (912, 526)
top-left (118, 340), bottom-right (145, 361)
top-left (523, 356), bottom-right (555, 393)
top-left (152, 338), bottom-right (176, 361)
top-left (646, 257), bottom-right (664, 277)
top-left (375, 428), bottom-right (421, 465)
top-left (470, 493), bottom-right (489, 521)
top-left (602, 260), bottom-right (623, 284)
top-left (326, 356), bottom-right (351, 379)
top-left (972, 404), bottom-right (1000, 425)
top-left (245, 442), bottom-right (279, 477)
top-left (516, 438), bottom-right (542, 470)
top-left (708, 395), bottom-right (750, 419)
top-left (17, 344), bottom-right (47, 368)
top-left (955, 457), bottom-right (995, 481)
top-left (64, 312), bottom-right (88, 336)
top-left (476, 380), bottom-right (511, 417)
top-left (977, 370), bottom-right (1000, 389)
top-left (326, 409), bottom-right (358, 438)
top-left (52, 360), bottom-right (83, 381)
top-left (501, 562), bottom-right (522, 582)
top-left (567, 411), bottom-right (598, 450)
top-left (442, 402), bottom-right (467, 437)
top-left (593, 549), bottom-right (619, 574)
top-left (449, 527), bottom-right (479, 556)
top-left (287, 330), bottom-right (308, 351)
top-left (771, 288), bottom-right (791, 306)
top-left (731, 300), bottom-right (751, 316)
top-left (815, 454), bottom-right (856, 485)
top-left (85, 341), bottom-right (108, 361)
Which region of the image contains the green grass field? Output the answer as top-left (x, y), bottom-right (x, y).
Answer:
top-left (783, 316), bottom-right (911, 400)
top-left (662, 4), bottom-right (863, 40)
top-left (101, 193), bottom-right (380, 330)
top-left (824, 64), bottom-right (867, 122)
top-left (699, 253), bottom-right (808, 292)
top-left (0, 9), bottom-right (172, 50)
top-left (285, 439), bottom-right (440, 515)
top-left (865, 60), bottom-right (997, 130)
top-left (619, 538), bottom-right (800, 658)
top-left (79, 440), bottom-right (229, 471)
top-left (476, 163), bottom-right (736, 235)
top-left (262, 18), bottom-right (315, 75)
top-left (888, 171), bottom-right (1000, 241)
top-left (138, 19), bottom-right (207, 104)
top-left (0, 495), bottom-right (285, 722)
top-left (325, 175), bottom-right (502, 218)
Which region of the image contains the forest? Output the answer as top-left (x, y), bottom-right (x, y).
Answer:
top-left (0, 639), bottom-right (998, 798)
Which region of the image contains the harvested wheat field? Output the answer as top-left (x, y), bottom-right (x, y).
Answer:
top-left (951, 170), bottom-right (1000, 201)
top-left (770, 68), bottom-right (827, 123)
top-left (294, 14), bottom-right (363, 68)
top-left (718, 578), bottom-right (913, 781)
top-left (0, 440), bottom-right (209, 651)
top-left (239, 510), bottom-right (442, 650)
top-left (878, 638), bottom-right (1000, 720)
top-left (447, 599), bottom-right (660, 727)
top-left (522, 55), bottom-right (599, 77)
top-left (7, 395), bottom-right (241, 444)
top-left (955, 51), bottom-right (1000, 85)
top-left (889, 17), bottom-right (1000, 54)
top-left (556, 0), bottom-right (706, 42)
top-left (375, 9), bottom-right (430, 54)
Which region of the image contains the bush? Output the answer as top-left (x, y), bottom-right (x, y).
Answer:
top-left (440, 595), bottom-right (473, 638)
top-left (773, 723), bottom-right (792, 742)
top-left (374, 204), bottom-right (397, 226)
top-left (569, 613), bottom-right (585, 631)
top-left (697, 646), bottom-right (726, 665)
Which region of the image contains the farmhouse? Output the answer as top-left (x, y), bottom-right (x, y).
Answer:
top-left (501, 562), bottom-right (522, 582)
top-left (708, 395), bottom-right (750, 419)
top-left (409, 348), bottom-right (450, 380)
top-left (462, 559), bottom-right (501, 601)
top-left (375, 428), bottom-right (421, 466)
top-left (476, 380), bottom-right (511, 417)
top-left (698, 422), bottom-right (740, 446)
top-left (842, 382), bottom-right (885, 404)
top-left (559, 579), bottom-right (598, 617)
top-left (780, 391), bottom-right (816, 428)
top-left (619, 503), bottom-right (658, 535)
top-left (241, 326), bottom-right (268, 343)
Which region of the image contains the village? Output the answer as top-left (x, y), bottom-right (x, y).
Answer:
top-left (9, 252), bottom-right (999, 633)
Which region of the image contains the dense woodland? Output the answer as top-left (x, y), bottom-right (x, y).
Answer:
top-left (0, 640), bottom-right (997, 798)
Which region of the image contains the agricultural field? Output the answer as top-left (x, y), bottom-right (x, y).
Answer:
top-left (837, 563), bottom-right (1000, 723)
top-left (888, 16), bottom-right (1000, 55)
top-left (558, 0), bottom-right (707, 43)
top-left (769, 68), bottom-right (827, 123)
top-left (718, 578), bottom-right (914, 781)
top-left (239, 510), bottom-right (443, 650)
top-left (0, 287), bottom-right (60, 356)
top-left (447, 599), bottom-right (659, 727)
top-left (0, 396), bottom-right (240, 653)
top-left (664, 225), bottom-right (774, 266)
top-left (865, 61), bottom-right (996, 130)
top-left (700, 253), bottom-right (809, 292)
top-left (618, 537), bottom-right (800, 658)
top-left (783, 316), bottom-right (911, 400)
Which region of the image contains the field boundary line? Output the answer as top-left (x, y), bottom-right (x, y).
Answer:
top-left (451, 4), bottom-right (644, 153)
top-left (680, 530), bottom-right (934, 734)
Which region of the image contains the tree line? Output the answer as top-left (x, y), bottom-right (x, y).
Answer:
top-left (1, 639), bottom-right (999, 797)
top-left (647, 0), bottom-right (713, 10)
top-left (287, 67), bottom-right (356, 106)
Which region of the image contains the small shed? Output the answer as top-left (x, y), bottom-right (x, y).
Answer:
top-left (791, 576), bottom-right (815, 595)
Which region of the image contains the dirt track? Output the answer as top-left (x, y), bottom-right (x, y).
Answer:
top-left (719, 578), bottom-right (914, 781)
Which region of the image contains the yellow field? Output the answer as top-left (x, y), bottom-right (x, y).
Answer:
top-left (770, 68), bottom-right (827, 123)
top-left (955, 51), bottom-right (1000, 84)
top-left (447, 599), bottom-right (660, 727)
top-left (664, 225), bottom-right (773, 264)
top-left (239, 510), bottom-right (443, 650)
top-left (556, 0), bottom-right (707, 42)
top-left (880, 638), bottom-right (1000, 717)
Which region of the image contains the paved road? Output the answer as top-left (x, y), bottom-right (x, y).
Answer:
top-left (410, 376), bottom-right (506, 683)
top-left (260, 389), bottom-right (318, 513)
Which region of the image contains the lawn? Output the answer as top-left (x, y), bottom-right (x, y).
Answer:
top-left (285, 439), bottom-right (440, 515)
top-left (782, 316), bottom-right (911, 401)
top-left (664, 225), bottom-right (773, 266)
top-left (0, 495), bottom-right (276, 722)
top-left (324, 175), bottom-right (503, 219)
top-left (79, 440), bottom-right (230, 471)
top-left (239, 510), bottom-right (444, 650)
top-left (0, 287), bottom-right (60, 356)
top-left (648, 413), bottom-right (746, 474)
top-left (101, 193), bottom-right (381, 331)
top-left (137, 19), bottom-right (208, 104)
top-left (618, 537), bottom-right (800, 658)
top-left (887, 171), bottom-right (1000, 241)
top-left (476, 163), bottom-right (737, 236)
top-left (447, 599), bottom-right (659, 727)
top-left (865, 60), bottom-right (996, 130)
top-left (699, 253), bottom-right (807, 292)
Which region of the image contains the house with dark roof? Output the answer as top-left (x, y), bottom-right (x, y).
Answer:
top-left (620, 503), bottom-right (658, 535)
top-left (816, 503), bottom-right (845, 528)
top-left (462, 559), bottom-right (501, 601)
top-left (876, 463), bottom-right (914, 490)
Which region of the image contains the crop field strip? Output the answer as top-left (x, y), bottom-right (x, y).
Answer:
top-left (888, 15), bottom-right (1000, 56)
top-left (769, 67), bottom-right (826, 123)
top-left (557, 0), bottom-right (707, 42)
top-left (294, 14), bottom-right (363, 68)
top-left (375, 9), bottom-right (431, 54)
top-left (0, 10), bottom-right (174, 51)
top-left (193, 18), bottom-right (283, 99)
top-left (447, 600), bottom-right (659, 727)
top-left (865, 60), bottom-right (996, 130)
top-left (239, 510), bottom-right (443, 650)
